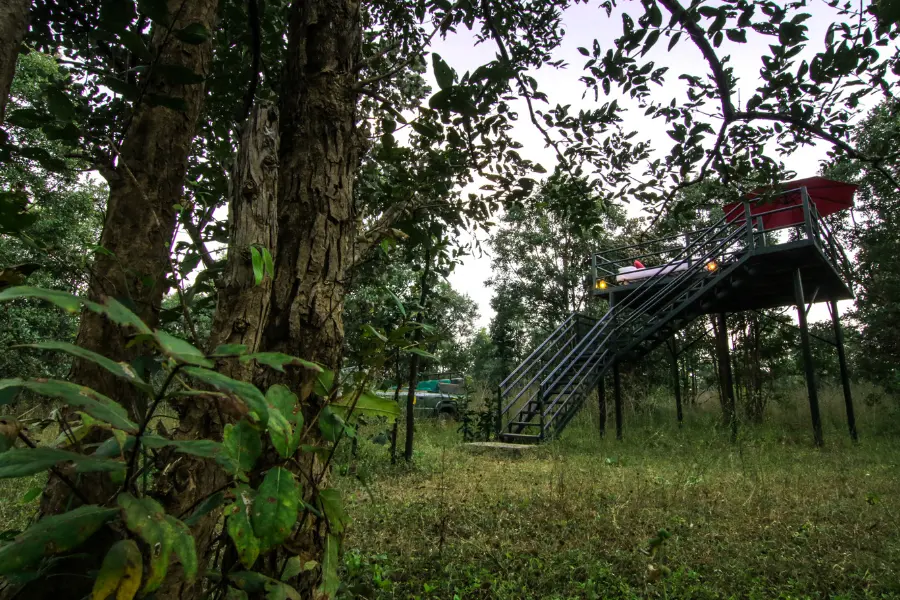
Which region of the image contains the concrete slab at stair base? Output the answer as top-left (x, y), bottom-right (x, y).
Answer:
top-left (464, 442), bottom-right (537, 457)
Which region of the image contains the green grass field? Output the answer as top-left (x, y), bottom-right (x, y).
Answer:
top-left (2, 389), bottom-right (898, 599)
top-left (335, 391), bottom-right (900, 599)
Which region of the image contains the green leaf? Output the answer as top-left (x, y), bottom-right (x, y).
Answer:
top-left (174, 22), bottom-right (210, 44)
top-left (240, 352), bottom-right (322, 373)
top-left (93, 434), bottom-right (135, 459)
top-left (0, 446), bottom-right (123, 478)
top-left (0, 505), bottom-right (118, 576)
top-left (317, 405), bottom-right (347, 444)
top-left (226, 484), bottom-right (261, 568)
top-left (0, 286), bottom-right (84, 313)
top-left (183, 367), bottom-right (268, 424)
top-left (362, 324), bottom-right (387, 343)
top-left (229, 572), bottom-right (301, 600)
top-left (431, 53), bottom-right (455, 90)
top-left (137, 0), bottom-right (169, 25)
top-left (726, 28), bottom-right (747, 43)
top-left (17, 341), bottom-right (149, 390)
top-left (317, 534), bottom-right (340, 599)
top-left (251, 467), bottom-right (300, 550)
top-left (262, 247), bottom-right (274, 279)
top-left (265, 386), bottom-right (300, 459)
top-left (20, 487), bottom-right (42, 503)
top-left (6, 108), bottom-right (51, 128)
top-left (331, 389), bottom-right (400, 422)
top-left (119, 29), bottom-right (151, 61)
top-left (103, 77), bottom-right (141, 100)
top-left (155, 330), bottom-right (214, 367)
top-left (317, 489), bottom-right (350, 534)
top-left (45, 88), bottom-right (76, 122)
top-left (184, 491), bottom-right (226, 527)
top-left (250, 246), bottom-right (264, 286)
top-left (314, 368), bottom-right (336, 397)
top-left (166, 515), bottom-right (198, 581)
top-left (280, 556), bottom-right (303, 581)
top-left (386, 288), bottom-right (406, 317)
top-left (100, 0), bottom-right (136, 31)
top-left (142, 435), bottom-right (229, 469)
top-left (405, 347), bottom-right (436, 359)
top-left (99, 297), bottom-right (153, 334)
top-left (211, 344), bottom-right (249, 357)
top-left (0, 379), bottom-right (138, 433)
top-left (156, 64), bottom-right (205, 85)
top-left (118, 493), bottom-right (175, 593)
top-left (223, 420), bottom-right (263, 474)
top-left (91, 539), bottom-right (143, 600)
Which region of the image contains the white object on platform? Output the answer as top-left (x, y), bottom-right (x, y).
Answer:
top-left (616, 261), bottom-right (689, 283)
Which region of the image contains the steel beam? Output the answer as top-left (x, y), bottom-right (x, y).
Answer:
top-left (829, 299), bottom-right (857, 442)
top-left (794, 269), bottom-right (823, 447)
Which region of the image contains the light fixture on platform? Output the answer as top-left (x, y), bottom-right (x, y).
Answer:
top-left (705, 260), bottom-right (718, 272)
top-left (595, 279), bottom-right (608, 290)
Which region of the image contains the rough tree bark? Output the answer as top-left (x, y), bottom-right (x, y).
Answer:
top-left (207, 103), bottom-right (280, 372)
top-left (251, 0), bottom-right (362, 593)
top-left (152, 103), bottom-right (281, 600)
top-left (20, 1), bottom-right (219, 598)
top-left (67, 0), bottom-right (218, 402)
top-left (0, 0), bottom-right (29, 124)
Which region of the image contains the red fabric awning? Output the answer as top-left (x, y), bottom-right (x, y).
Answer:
top-left (724, 177), bottom-right (857, 229)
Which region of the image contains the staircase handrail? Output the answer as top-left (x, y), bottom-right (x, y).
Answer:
top-left (498, 317), bottom-right (584, 417)
top-left (498, 313), bottom-right (577, 395)
top-left (540, 202), bottom-right (749, 395)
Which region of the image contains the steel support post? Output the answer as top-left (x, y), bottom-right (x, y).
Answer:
top-left (830, 299), bottom-right (857, 442)
top-left (794, 269), bottom-right (823, 447)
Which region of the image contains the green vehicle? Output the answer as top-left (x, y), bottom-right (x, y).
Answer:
top-left (375, 374), bottom-right (467, 420)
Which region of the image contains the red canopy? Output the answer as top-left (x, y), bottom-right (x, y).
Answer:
top-left (724, 176), bottom-right (857, 229)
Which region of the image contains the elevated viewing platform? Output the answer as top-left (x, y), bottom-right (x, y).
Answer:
top-left (496, 177), bottom-right (858, 447)
top-left (591, 178), bottom-right (854, 315)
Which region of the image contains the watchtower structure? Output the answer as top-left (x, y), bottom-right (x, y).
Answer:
top-left (495, 177), bottom-right (857, 446)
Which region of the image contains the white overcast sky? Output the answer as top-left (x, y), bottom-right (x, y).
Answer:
top-left (421, 2), bottom-right (873, 330)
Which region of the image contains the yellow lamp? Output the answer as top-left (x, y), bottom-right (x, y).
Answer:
top-left (595, 279), bottom-right (608, 290)
top-left (705, 260), bottom-right (718, 272)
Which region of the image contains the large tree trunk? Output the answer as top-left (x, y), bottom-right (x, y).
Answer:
top-left (69, 0), bottom-right (218, 400)
top-left (22, 1), bottom-right (218, 598)
top-left (207, 103), bottom-right (280, 371)
top-left (250, 0), bottom-right (362, 593)
top-left (0, 0), bottom-right (29, 123)
top-left (152, 103), bottom-right (281, 600)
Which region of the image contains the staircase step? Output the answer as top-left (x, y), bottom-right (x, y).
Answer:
top-left (499, 433), bottom-right (542, 444)
top-left (510, 421), bottom-right (542, 427)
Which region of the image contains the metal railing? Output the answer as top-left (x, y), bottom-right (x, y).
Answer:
top-left (495, 313), bottom-right (598, 436)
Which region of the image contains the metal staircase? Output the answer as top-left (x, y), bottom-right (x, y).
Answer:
top-left (495, 189), bottom-right (853, 444)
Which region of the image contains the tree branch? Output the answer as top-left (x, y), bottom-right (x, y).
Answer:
top-left (658, 0), bottom-right (735, 120)
top-left (356, 24), bottom-right (441, 88)
top-left (239, 0), bottom-right (262, 124)
top-left (184, 207), bottom-right (217, 270)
